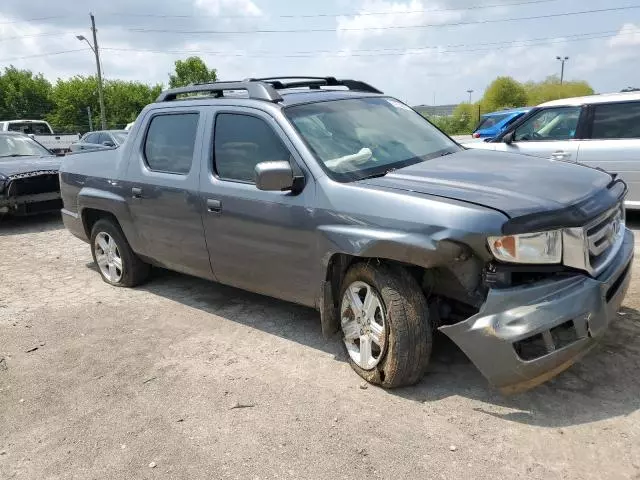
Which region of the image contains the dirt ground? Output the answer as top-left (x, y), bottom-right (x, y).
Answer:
top-left (1, 213), bottom-right (640, 480)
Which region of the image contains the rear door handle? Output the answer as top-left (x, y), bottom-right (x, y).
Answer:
top-left (207, 198), bottom-right (222, 212)
top-left (131, 187), bottom-right (143, 198)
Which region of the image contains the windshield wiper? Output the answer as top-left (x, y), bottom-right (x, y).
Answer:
top-left (0, 154), bottom-right (34, 158)
top-left (439, 150), bottom-right (455, 157)
top-left (359, 167), bottom-right (397, 180)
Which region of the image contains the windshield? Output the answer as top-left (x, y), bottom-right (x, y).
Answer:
top-left (474, 113), bottom-right (511, 131)
top-left (112, 131), bottom-right (128, 144)
top-left (0, 135), bottom-right (51, 158)
top-left (7, 122), bottom-right (52, 135)
top-left (285, 97), bottom-right (459, 181)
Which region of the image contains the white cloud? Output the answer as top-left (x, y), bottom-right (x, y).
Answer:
top-left (608, 23), bottom-right (640, 47)
top-left (194, 0), bottom-right (263, 17)
top-left (336, 0), bottom-right (463, 45)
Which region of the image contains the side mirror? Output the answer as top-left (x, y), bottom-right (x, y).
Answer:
top-left (503, 131), bottom-right (515, 144)
top-left (255, 161), bottom-right (296, 192)
top-left (102, 141), bottom-right (115, 147)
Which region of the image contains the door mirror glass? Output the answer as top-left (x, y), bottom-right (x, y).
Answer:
top-left (254, 161), bottom-right (294, 191)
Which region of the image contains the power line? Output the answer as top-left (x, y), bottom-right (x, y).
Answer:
top-left (0, 15), bottom-right (69, 25)
top-left (0, 32), bottom-right (69, 43)
top-left (0, 48), bottom-right (88, 63)
top-left (105, 0), bottom-right (561, 20)
top-left (125, 5), bottom-right (640, 35)
top-left (100, 28), bottom-right (639, 58)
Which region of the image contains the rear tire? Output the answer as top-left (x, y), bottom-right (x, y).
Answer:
top-left (339, 262), bottom-right (432, 388)
top-left (90, 218), bottom-right (150, 287)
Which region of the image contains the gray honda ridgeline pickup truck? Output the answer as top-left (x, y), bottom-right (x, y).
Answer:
top-left (59, 77), bottom-right (633, 393)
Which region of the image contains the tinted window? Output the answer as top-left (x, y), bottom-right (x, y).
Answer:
top-left (83, 133), bottom-right (100, 144)
top-left (7, 122), bottom-right (51, 135)
top-left (96, 133), bottom-right (109, 144)
top-left (214, 114), bottom-right (291, 182)
top-left (592, 102), bottom-right (640, 139)
top-left (514, 107), bottom-right (581, 141)
top-left (144, 113), bottom-right (199, 174)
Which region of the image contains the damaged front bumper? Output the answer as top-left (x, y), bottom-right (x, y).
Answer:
top-left (440, 228), bottom-right (634, 394)
top-left (0, 170), bottom-right (62, 216)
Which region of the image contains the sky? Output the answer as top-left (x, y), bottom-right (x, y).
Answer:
top-left (0, 0), bottom-right (639, 106)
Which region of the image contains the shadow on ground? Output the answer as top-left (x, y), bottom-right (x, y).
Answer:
top-left (0, 212), bottom-right (63, 236)
top-left (115, 265), bottom-right (640, 430)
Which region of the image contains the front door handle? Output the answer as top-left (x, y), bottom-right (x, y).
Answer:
top-left (207, 198), bottom-right (222, 213)
top-left (131, 187), bottom-right (143, 198)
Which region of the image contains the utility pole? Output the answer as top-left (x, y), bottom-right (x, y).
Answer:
top-left (87, 106), bottom-right (93, 131)
top-left (466, 89), bottom-right (474, 103)
top-left (77, 14), bottom-right (106, 130)
top-left (556, 56), bottom-right (569, 85)
top-left (91, 14), bottom-right (106, 130)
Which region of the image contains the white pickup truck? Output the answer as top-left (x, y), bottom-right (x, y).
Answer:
top-left (0, 120), bottom-right (80, 154)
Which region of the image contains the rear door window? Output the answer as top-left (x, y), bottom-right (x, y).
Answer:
top-left (591, 102), bottom-right (640, 139)
top-left (144, 113), bottom-right (199, 174)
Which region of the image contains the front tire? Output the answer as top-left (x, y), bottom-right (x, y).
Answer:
top-left (339, 262), bottom-right (432, 388)
top-left (90, 218), bottom-right (150, 287)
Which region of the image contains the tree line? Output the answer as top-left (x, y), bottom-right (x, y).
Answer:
top-left (425, 76), bottom-right (595, 135)
top-left (0, 56), bottom-right (217, 133)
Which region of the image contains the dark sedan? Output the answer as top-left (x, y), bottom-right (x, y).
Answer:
top-left (0, 132), bottom-right (62, 216)
top-left (69, 130), bottom-right (128, 152)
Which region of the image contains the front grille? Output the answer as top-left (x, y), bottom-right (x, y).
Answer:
top-left (8, 174), bottom-right (60, 196)
top-left (586, 205), bottom-right (625, 275)
top-left (563, 203), bottom-right (625, 277)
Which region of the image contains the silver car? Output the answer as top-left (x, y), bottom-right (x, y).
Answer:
top-left (69, 130), bottom-right (128, 152)
top-left (464, 91), bottom-right (640, 209)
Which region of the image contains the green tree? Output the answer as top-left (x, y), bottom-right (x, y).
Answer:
top-left (524, 76), bottom-right (594, 105)
top-left (168, 57), bottom-right (217, 88)
top-left (480, 76), bottom-right (528, 112)
top-left (0, 66), bottom-right (53, 120)
top-left (104, 80), bottom-right (162, 127)
top-left (47, 76), bottom-right (162, 133)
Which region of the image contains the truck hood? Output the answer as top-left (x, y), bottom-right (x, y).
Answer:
top-left (358, 149), bottom-right (612, 218)
top-left (0, 155), bottom-right (61, 178)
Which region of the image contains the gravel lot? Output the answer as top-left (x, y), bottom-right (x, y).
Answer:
top-left (1, 213), bottom-right (640, 480)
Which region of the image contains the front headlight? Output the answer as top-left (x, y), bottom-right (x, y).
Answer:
top-left (488, 230), bottom-right (562, 264)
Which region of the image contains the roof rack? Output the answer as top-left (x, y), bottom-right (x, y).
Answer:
top-left (246, 76), bottom-right (383, 94)
top-left (155, 77), bottom-right (383, 103)
top-left (156, 81), bottom-right (283, 103)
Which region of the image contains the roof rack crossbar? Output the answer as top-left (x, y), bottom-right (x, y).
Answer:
top-left (246, 76), bottom-right (383, 94)
top-left (155, 77), bottom-right (383, 103)
top-left (156, 81), bottom-right (283, 103)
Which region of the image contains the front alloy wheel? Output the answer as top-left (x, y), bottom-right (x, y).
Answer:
top-left (341, 281), bottom-right (387, 370)
top-left (338, 262), bottom-right (432, 388)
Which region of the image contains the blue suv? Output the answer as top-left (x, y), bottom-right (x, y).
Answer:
top-left (472, 107), bottom-right (531, 139)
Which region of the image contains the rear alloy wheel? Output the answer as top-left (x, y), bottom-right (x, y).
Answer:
top-left (90, 218), bottom-right (150, 287)
top-left (339, 262), bottom-right (432, 388)
top-left (94, 232), bottom-right (124, 283)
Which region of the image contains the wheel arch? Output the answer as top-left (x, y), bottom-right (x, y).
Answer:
top-left (77, 187), bottom-right (143, 253)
